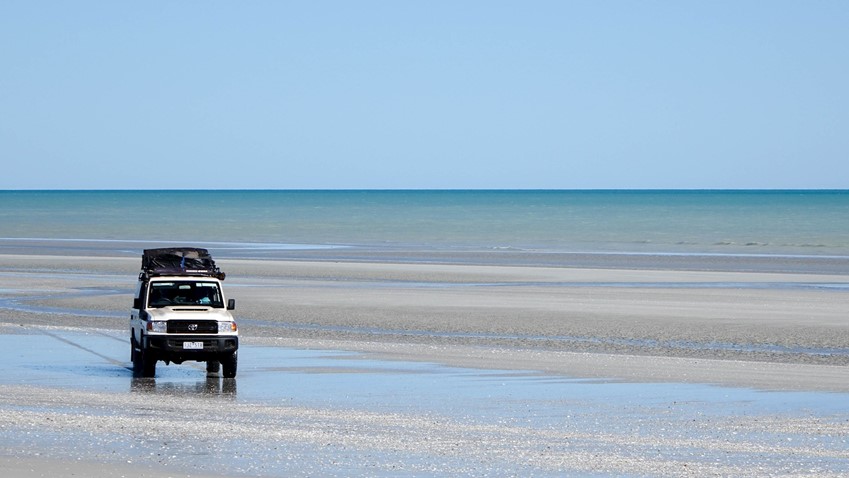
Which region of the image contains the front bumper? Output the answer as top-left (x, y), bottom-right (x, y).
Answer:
top-left (144, 334), bottom-right (238, 362)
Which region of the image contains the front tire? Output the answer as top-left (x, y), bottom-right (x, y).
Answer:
top-left (142, 351), bottom-right (156, 377)
top-left (206, 360), bottom-right (220, 374)
top-left (221, 351), bottom-right (237, 378)
top-left (133, 339), bottom-right (156, 378)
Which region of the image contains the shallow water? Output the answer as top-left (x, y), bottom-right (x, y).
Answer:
top-left (2, 190), bottom-right (848, 256)
top-left (0, 328), bottom-right (847, 476)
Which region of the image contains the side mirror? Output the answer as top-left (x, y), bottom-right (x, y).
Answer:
top-left (227, 299), bottom-right (236, 310)
top-left (133, 298), bottom-right (141, 310)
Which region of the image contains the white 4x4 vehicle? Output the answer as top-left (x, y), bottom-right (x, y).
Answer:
top-left (130, 248), bottom-right (239, 378)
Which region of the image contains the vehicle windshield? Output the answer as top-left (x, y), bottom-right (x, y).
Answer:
top-left (147, 281), bottom-right (224, 308)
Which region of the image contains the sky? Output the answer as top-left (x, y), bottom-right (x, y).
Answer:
top-left (1, 1), bottom-right (847, 190)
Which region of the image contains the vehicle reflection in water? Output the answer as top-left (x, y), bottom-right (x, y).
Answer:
top-left (130, 377), bottom-right (237, 396)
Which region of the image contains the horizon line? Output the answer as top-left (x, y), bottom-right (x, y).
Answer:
top-left (1, 188), bottom-right (847, 193)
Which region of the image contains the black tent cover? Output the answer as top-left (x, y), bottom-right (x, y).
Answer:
top-left (140, 247), bottom-right (224, 279)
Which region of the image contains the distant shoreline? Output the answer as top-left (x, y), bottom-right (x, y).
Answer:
top-left (2, 188), bottom-right (849, 192)
top-left (3, 238), bottom-right (849, 275)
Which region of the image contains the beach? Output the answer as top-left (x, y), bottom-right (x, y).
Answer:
top-left (1, 246), bottom-right (848, 476)
top-left (3, 0), bottom-right (848, 468)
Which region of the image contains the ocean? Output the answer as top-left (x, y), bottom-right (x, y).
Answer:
top-left (1, 190), bottom-right (847, 265)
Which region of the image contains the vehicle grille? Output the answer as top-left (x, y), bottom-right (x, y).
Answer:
top-left (167, 320), bottom-right (218, 334)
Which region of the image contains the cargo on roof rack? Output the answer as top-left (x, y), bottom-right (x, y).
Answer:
top-left (140, 247), bottom-right (225, 280)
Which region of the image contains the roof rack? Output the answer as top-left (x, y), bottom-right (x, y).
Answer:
top-left (139, 247), bottom-right (225, 280)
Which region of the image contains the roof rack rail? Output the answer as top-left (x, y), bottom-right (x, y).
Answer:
top-left (139, 247), bottom-right (225, 280)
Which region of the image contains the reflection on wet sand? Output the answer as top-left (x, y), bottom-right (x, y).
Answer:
top-left (130, 377), bottom-right (237, 396)
top-left (1, 328), bottom-right (849, 476)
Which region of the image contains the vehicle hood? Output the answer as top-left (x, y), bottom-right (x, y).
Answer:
top-left (147, 307), bottom-right (235, 321)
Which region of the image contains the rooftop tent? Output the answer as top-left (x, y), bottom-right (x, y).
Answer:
top-left (140, 247), bottom-right (224, 279)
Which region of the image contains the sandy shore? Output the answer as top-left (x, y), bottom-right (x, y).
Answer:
top-left (0, 455), bottom-right (226, 478)
top-left (2, 252), bottom-right (849, 476)
top-left (1, 253), bottom-right (848, 390)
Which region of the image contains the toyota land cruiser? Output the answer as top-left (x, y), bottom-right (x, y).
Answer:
top-left (130, 248), bottom-right (239, 378)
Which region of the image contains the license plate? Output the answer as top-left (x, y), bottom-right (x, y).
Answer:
top-left (183, 341), bottom-right (204, 350)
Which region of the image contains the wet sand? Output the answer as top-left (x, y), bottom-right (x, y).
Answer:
top-left (1, 329), bottom-right (848, 477)
top-left (1, 251), bottom-right (849, 475)
top-left (5, 253), bottom-right (848, 383)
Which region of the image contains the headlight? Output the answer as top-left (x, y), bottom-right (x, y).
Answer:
top-left (218, 321), bottom-right (237, 333)
top-left (146, 321), bottom-right (167, 333)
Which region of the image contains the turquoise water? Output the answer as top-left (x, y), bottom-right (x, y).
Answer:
top-left (1, 190), bottom-right (847, 256)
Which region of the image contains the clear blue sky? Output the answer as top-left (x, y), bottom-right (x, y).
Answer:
top-left (1, 1), bottom-right (847, 189)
